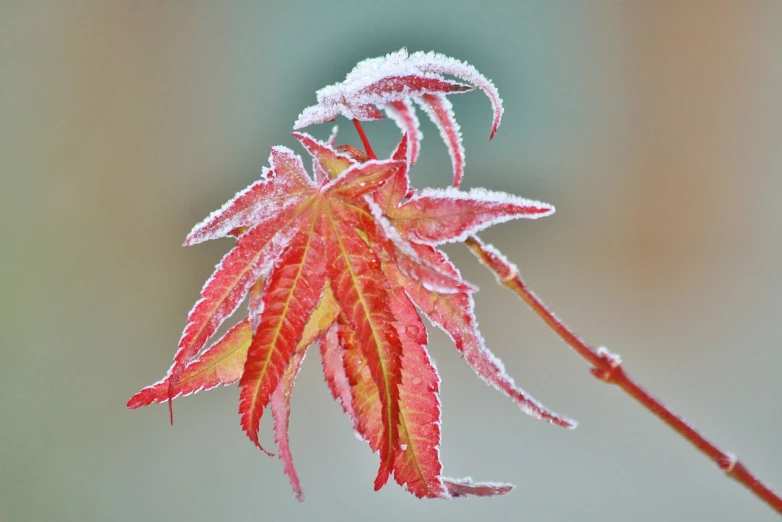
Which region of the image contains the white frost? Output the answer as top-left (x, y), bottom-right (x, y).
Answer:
top-left (400, 187), bottom-right (555, 246)
top-left (293, 48), bottom-right (503, 143)
top-left (466, 238), bottom-right (519, 284)
top-left (596, 346), bottom-right (622, 368)
top-left (383, 98), bottom-right (422, 166)
top-left (415, 93), bottom-right (465, 187)
top-left (403, 257), bottom-right (575, 428)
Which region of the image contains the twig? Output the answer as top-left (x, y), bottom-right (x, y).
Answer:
top-left (352, 119), bottom-right (378, 160)
top-left (463, 234), bottom-right (782, 515)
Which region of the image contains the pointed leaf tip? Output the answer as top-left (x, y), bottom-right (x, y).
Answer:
top-left (128, 319), bottom-right (253, 410)
top-left (271, 287), bottom-right (339, 502)
top-left (389, 188), bottom-right (555, 246)
top-left (405, 50), bottom-right (504, 139)
top-left (385, 100), bottom-right (421, 167)
top-left (416, 94), bottom-right (464, 187)
top-left (325, 218), bottom-right (402, 495)
top-left (443, 478), bottom-right (515, 498)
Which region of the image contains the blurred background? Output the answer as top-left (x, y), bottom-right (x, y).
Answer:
top-left (2, 2), bottom-right (781, 521)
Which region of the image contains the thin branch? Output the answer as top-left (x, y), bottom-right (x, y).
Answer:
top-left (352, 119), bottom-right (377, 160)
top-left (463, 234), bottom-right (782, 516)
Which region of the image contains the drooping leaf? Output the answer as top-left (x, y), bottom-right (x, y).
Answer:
top-left (385, 100), bottom-right (421, 167)
top-left (416, 93), bottom-right (465, 187)
top-left (397, 243), bottom-right (575, 429)
top-left (127, 318), bottom-right (252, 408)
top-left (337, 269), bottom-right (515, 499)
top-left (293, 55), bottom-right (475, 130)
top-left (319, 323), bottom-right (358, 424)
top-left (385, 276), bottom-right (447, 498)
top-left (271, 346), bottom-right (307, 501)
top-left (323, 206), bottom-right (402, 490)
top-left (340, 320), bottom-right (383, 452)
top-left (239, 210), bottom-right (327, 449)
top-left (294, 48), bottom-right (502, 150)
top-left (166, 208), bottom-right (306, 417)
top-left (271, 286), bottom-right (340, 501)
top-left (405, 50), bottom-right (504, 139)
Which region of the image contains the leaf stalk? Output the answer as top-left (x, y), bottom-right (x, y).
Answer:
top-left (462, 234), bottom-right (782, 515)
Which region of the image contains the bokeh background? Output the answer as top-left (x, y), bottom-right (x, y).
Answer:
top-left (2, 2), bottom-right (781, 521)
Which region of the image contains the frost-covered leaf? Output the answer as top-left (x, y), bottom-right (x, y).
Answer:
top-left (185, 147), bottom-right (315, 246)
top-left (404, 50), bottom-right (504, 140)
top-left (334, 267), bottom-right (516, 499)
top-left (389, 187), bottom-right (555, 245)
top-left (385, 275), bottom-right (447, 498)
top-left (416, 93), bottom-right (464, 187)
top-left (239, 211), bottom-right (327, 450)
top-left (127, 318), bottom-right (251, 408)
top-left (271, 346), bottom-right (307, 501)
top-left (130, 50), bottom-right (569, 501)
top-left (340, 320), bottom-right (384, 452)
top-left (385, 100), bottom-right (421, 167)
top-left (271, 286), bottom-right (340, 501)
top-left (294, 48), bottom-right (503, 164)
top-left (320, 323), bottom-right (358, 424)
top-left (324, 208), bottom-right (402, 490)
top-left (396, 243), bottom-right (575, 429)
top-left (166, 207), bottom-right (308, 418)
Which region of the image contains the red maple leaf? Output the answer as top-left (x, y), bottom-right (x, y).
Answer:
top-left (129, 49), bottom-right (575, 501)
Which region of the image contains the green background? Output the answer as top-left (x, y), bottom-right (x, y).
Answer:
top-left (2, 2), bottom-right (781, 521)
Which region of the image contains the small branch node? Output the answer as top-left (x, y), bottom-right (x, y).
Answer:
top-left (718, 452), bottom-right (738, 474)
top-left (499, 268), bottom-right (519, 284)
top-left (591, 346), bottom-right (623, 383)
top-left (596, 346), bottom-right (622, 367)
top-left (462, 226), bottom-right (782, 514)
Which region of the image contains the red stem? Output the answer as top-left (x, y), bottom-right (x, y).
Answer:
top-left (463, 235), bottom-right (782, 515)
top-left (352, 119), bottom-right (378, 160)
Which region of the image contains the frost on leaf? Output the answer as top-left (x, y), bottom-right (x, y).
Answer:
top-left (388, 187), bottom-right (555, 245)
top-left (416, 93), bottom-right (465, 187)
top-left (239, 210), bottom-right (327, 451)
top-left (127, 318), bottom-right (252, 408)
top-left (294, 48), bottom-right (504, 187)
top-left (184, 147), bottom-right (314, 246)
top-left (396, 243), bottom-right (576, 430)
top-left (270, 286), bottom-right (340, 501)
top-left (129, 50), bottom-right (571, 501)
top-left (385, 100), bottom-right (421, 167)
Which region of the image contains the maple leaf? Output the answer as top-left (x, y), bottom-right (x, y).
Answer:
top-left (294, 48), bottom-right (503, 187)
top-left (129, 50), bottom-right (573, 501)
